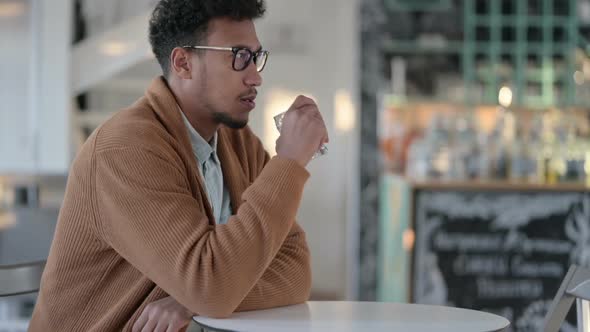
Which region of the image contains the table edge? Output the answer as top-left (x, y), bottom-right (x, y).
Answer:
top-left (192, 301), bottom-right (511, 332)
top-left (193, 319), bottom-right (509, 332)
top-left (192, 318), bottom-right (236, 332)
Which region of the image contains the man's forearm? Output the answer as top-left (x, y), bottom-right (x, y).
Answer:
top-left (97, 148), bottom-right (309, 318)
top-left (236, 222), bottom-right (311, 312)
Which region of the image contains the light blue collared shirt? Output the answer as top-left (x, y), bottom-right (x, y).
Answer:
top-left (179, 109), bottom-right (231, 225)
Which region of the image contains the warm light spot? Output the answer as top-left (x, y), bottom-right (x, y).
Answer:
top-left (334, 90), bottom-right (356, 132)
top-left (0, 212), bottom-right (16, 230)
top-left (0, 182), bottom-right (13, 208)
top-left (403, 229), bottom-right (415, 251)
top-left (498, 86), bottom-right (513, 108)
top-left (100, 41), bottom-right (133, 57)
top-left (0, 2), bottom-right (25, 17)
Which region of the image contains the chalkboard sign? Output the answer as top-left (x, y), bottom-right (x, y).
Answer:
top-left (412, 190), bottom-right (590, 332)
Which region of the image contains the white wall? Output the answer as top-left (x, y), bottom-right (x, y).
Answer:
top-left (0, 0), bottom-right (35, 173)
top-left (0, 0), bottom-right (72, 175)
top-left (253, 0), bottom-right (360, 299)
top-left (36, 0), bottom-right (72, 174)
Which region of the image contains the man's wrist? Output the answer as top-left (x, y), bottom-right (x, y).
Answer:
top-left (276, 152), bottom-right (306, 168)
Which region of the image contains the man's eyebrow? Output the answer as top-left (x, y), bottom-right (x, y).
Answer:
top-left (234, 44), bottom-right (263, 52)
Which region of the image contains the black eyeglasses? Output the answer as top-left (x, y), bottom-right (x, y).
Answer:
top-left (182, 46), bottom-right (269, 72)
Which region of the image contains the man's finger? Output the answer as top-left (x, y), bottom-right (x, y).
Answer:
top-left (292, 95), bottom-right (316, 108)
top-left (296, 105), bottom-right (323, 123)
top-left (166, 320), bottom-right (189, 332)
top-left (132, 311), bottom-right (149, 332)
top-left (141, 317), bottom-right (158, 332)
top-left (154, 320), bottom-right (168, 332)
top-left (165, 323), bottom-right (177, 332)
top-left (297, 104), bottom-right (319, 113)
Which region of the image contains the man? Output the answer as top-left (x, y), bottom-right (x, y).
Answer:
top-left (29, 0), bottom-right (329, 330)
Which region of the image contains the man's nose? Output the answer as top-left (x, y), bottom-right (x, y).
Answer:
top-left (244, 63), bottom-right (262, 87)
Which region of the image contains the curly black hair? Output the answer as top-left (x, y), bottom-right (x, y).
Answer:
top-left (148, 0), bottom-right (266, 77)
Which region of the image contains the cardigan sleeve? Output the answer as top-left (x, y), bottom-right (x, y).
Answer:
top-left (236, 222), bottom-right (311, 311)
top-left (93, 146), bottom-right (309, 318)
top-left (235, 141), bottom-right (312, 311)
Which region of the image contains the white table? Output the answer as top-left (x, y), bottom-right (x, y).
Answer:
top-left (193, 301), bottom-right (510, 332)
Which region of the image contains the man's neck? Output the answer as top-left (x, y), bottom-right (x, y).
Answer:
top-left (180, 107), bottom-right (218, 142)
top-left (168, 78), bottom-right (219, 142)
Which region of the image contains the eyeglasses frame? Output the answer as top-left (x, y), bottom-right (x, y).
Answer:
top-left (181, 45), bottom-right (269, 72)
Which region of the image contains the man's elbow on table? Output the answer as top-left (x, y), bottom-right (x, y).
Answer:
top-left (299, 265), bottom-right (313, 303)
top-left (278, 259), bottom-right (313, 307)
top-left (276, 247), bottom-right (313, 306)
top-left (202, 268), bottom-right (311, 317)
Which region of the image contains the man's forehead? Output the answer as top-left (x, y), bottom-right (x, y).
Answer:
top-left (206, 18), bottom-right (261, 49)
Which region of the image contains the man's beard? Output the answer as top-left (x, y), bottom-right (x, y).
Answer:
top-left (212, 111), bottom-right (248, 129)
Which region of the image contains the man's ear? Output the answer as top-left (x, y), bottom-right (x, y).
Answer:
top-left (170, 47), bottom-right (193, 79)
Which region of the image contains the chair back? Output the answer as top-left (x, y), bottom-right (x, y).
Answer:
top-left (543, 265), bottom-right (590, 332)
top-left (0, 261), bottom-right (45, 297)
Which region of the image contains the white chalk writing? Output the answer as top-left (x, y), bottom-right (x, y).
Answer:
top-left (511, 256), bottom-right (563, 278)
top-left (433, 231), bottom-right (504, 251)
top-left (421, 192), bottom-right (582, 229)
top-left (477, 278), bottom-right (543, 299)
top-left (432, 229), bottom-right (572, 254)
top-left (453, 255), bottom-right (509, 276)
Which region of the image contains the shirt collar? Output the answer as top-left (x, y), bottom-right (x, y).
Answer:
top-left (178, 106), bottom-right (218, 166)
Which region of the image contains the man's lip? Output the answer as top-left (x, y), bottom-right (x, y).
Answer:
top-left (240, 94), bottom-right (257, 101)
top-left (240, 99), bottom-right (256, 109)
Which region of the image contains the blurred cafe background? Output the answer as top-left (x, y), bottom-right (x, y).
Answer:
top-left (1, 0), bottom-right (590, 331)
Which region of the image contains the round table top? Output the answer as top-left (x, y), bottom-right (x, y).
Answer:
top-left (193, 301), bottom-right (510, 332)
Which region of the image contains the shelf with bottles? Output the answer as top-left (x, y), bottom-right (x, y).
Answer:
top-left (475, 58), bottom-right (571, 84)
top-left (378, 97), bottom-right (590, 187)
